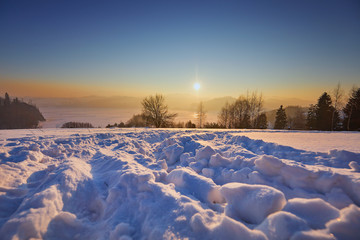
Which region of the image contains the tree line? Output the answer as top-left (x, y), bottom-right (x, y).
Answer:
top-left (108, 92), bottom-right (267, 129)
top-left (112, 86), bottom-right (360, 131)
top-left (273, 85), bottom-right (360, 131)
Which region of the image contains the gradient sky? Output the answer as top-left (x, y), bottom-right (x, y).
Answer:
top-left (0, 0), bottom-right (359, 99)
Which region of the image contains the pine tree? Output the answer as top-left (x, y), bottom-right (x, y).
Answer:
top-left (316, 92), bottom-right (337, 131)
top-left (291, 108), bottom-right (306, 130)
top-left (274, 105), bottom-right (287, 129)
top-left (343, 88), bottom-right (360, 131)
top-left (4, 92), bottom-right (10, 105)
top-left (255, 113), bottom-right (267, 129)
top-left (306, 104), bottom-right (317, 130)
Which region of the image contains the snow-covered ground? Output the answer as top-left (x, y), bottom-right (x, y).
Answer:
top-left (0, 129), bottom-right (360, 239)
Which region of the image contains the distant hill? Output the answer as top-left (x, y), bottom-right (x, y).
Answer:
top-left (32, 96), bottom-right (142, 109)
top-left (203, 96), bottom-right (236, 111)
top-left (31, 95), bottom-right (237, 112)
top-left (264, 98), bottom-right (313, 110)
top-left (266, 106), bottom-right (308, 128)
top-left (0, 94), bottom-right (45, 129)
top-left (28, 95), bottom-right (312, 124)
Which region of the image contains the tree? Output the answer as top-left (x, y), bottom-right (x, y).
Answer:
top-left (343, 87), bottom-right (360, 131)
top-left (316, 92), bottom-right (337, 131)
top-left (255, 113), bottom-right (267, 129)
top-left (291, 108), bottom-right (306, 130)
top-left (331, 83), bottom-right (344, 131)
top-left (204, 122), bottom-right (222, 128)
top-left (4, 92), bottom-right (10, 105)
top-left (306, 104), bottom-right (317, 130)
top-left (217, 91), bottom-right (263, 129)
top-left (196, 101), bottom-right (206, 128)
top-left (274, 105), bottom-right (287, 129)
top-left (61, 122), bottom-right (94, 128)
top-left (249, 91), bottom-right (264, 128)
top-left (218, 102), bottom-right (230, 128)
top-left (126, 114), bottom-right (147, 127)
top-left (141, 94), bottom-right (177, 128)
top-left (0, 94), bottom-right (45, 129)
top-left (185, 120), bottom-right (196, 128)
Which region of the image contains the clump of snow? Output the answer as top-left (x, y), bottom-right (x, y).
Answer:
top-left (255, 155), bottom-right (285, 177)
top-left (326, 188), bottom-right (354, 209)
top-left (195, 145), bottom-right (216, 161)
top-left (209, 153), bottom-right (232, 167)
top-left (110, 222), bottom-right (135, 240)
top-left (0, 185), bottom-right (63, 239)
top-left (291, 230), bottom-right (336, 240)
top-left (220, 183), bottom-right (286, 224)
top-left (255, 211), bottom-right (310, 240)
top-left (283, 198), bottom-right (340, 229)
top-left (166, 168), bottom-right (224, 204)
top-left (349, 161), bottom-right (360, 172)
top-left (326, 204), bottom-right (360, 240)
top-left (163, 143), bottom-right (184, 165)
top-left (190, 212), bottom-right (267, 240)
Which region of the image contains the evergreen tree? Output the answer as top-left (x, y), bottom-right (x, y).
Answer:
top-left (255, 113), bottom-right (267, 129)
top-left (291, 108), bottom-right (306, 130)
top-left (343, 88), bottom-right (360, 131)
top-left (274, 105), bottom-right (287, 129)
top-left (185, 120), bottom-right (196, 128)
top-left (4, 92), bottom-right (10, 105)
top-left (316, 92), bottom-right (337, 131)
top-left (306, 104), bottom-right (317, 130)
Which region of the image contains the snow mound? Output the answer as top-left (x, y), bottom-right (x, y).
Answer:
top-left (190, 212), bottom-right (267, 240)
top-left (166, 168), bottom-right (224, 204)
top-left (255, 211), bottom-right (310, 240)
top-left (255, 155), bottom-right (285, 176)
top-left (326, 204), bottom-right (360, 240)
top-left (220, 182), bottom-right (286, 224)
top-left (283, 198), bottom-right (340, 229)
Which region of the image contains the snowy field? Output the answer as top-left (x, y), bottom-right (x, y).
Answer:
top-left (1, 129), bottom-right (360, 239)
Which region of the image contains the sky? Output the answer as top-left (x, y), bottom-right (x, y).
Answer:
top-left (0, 0), bottom-right (359, 101)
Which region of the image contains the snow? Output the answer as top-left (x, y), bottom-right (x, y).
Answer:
top-left (0, 128), bottom-right (360, 239)
top-left (220, 183), bottom-right (286, 224)
top-left (232, 130), bottom-right (360, 153)
top-left (255, 211), bottom-right (310, 240)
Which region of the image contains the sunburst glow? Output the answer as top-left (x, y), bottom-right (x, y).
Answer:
top-left (193, 82), bottom-right (200, 91)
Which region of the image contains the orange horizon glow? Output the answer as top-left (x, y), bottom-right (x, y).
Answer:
top-left (0, 77), bottom-right (142, 98)
top-left (1, 76), bottom-right (356, 106)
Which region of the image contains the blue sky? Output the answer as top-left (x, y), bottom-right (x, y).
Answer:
top-left (0, 0), bottom-right (359, 99)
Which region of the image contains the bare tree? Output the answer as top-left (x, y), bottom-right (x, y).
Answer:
top-left (218, 102), bottom-right (230, 128)
top-left (331, 82), bottom-right (344, 131)
top-left (196, 101), bottom-right (206, 128)
top-left (217, 91), bottom-right (264, 129)
top-left (141, 94), bottom-right (177, 128)
top-left (344, 86), bottom-right (359, 131)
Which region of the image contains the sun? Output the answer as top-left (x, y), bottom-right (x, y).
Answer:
top-left (193, 82), bottom-right (200, 91)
